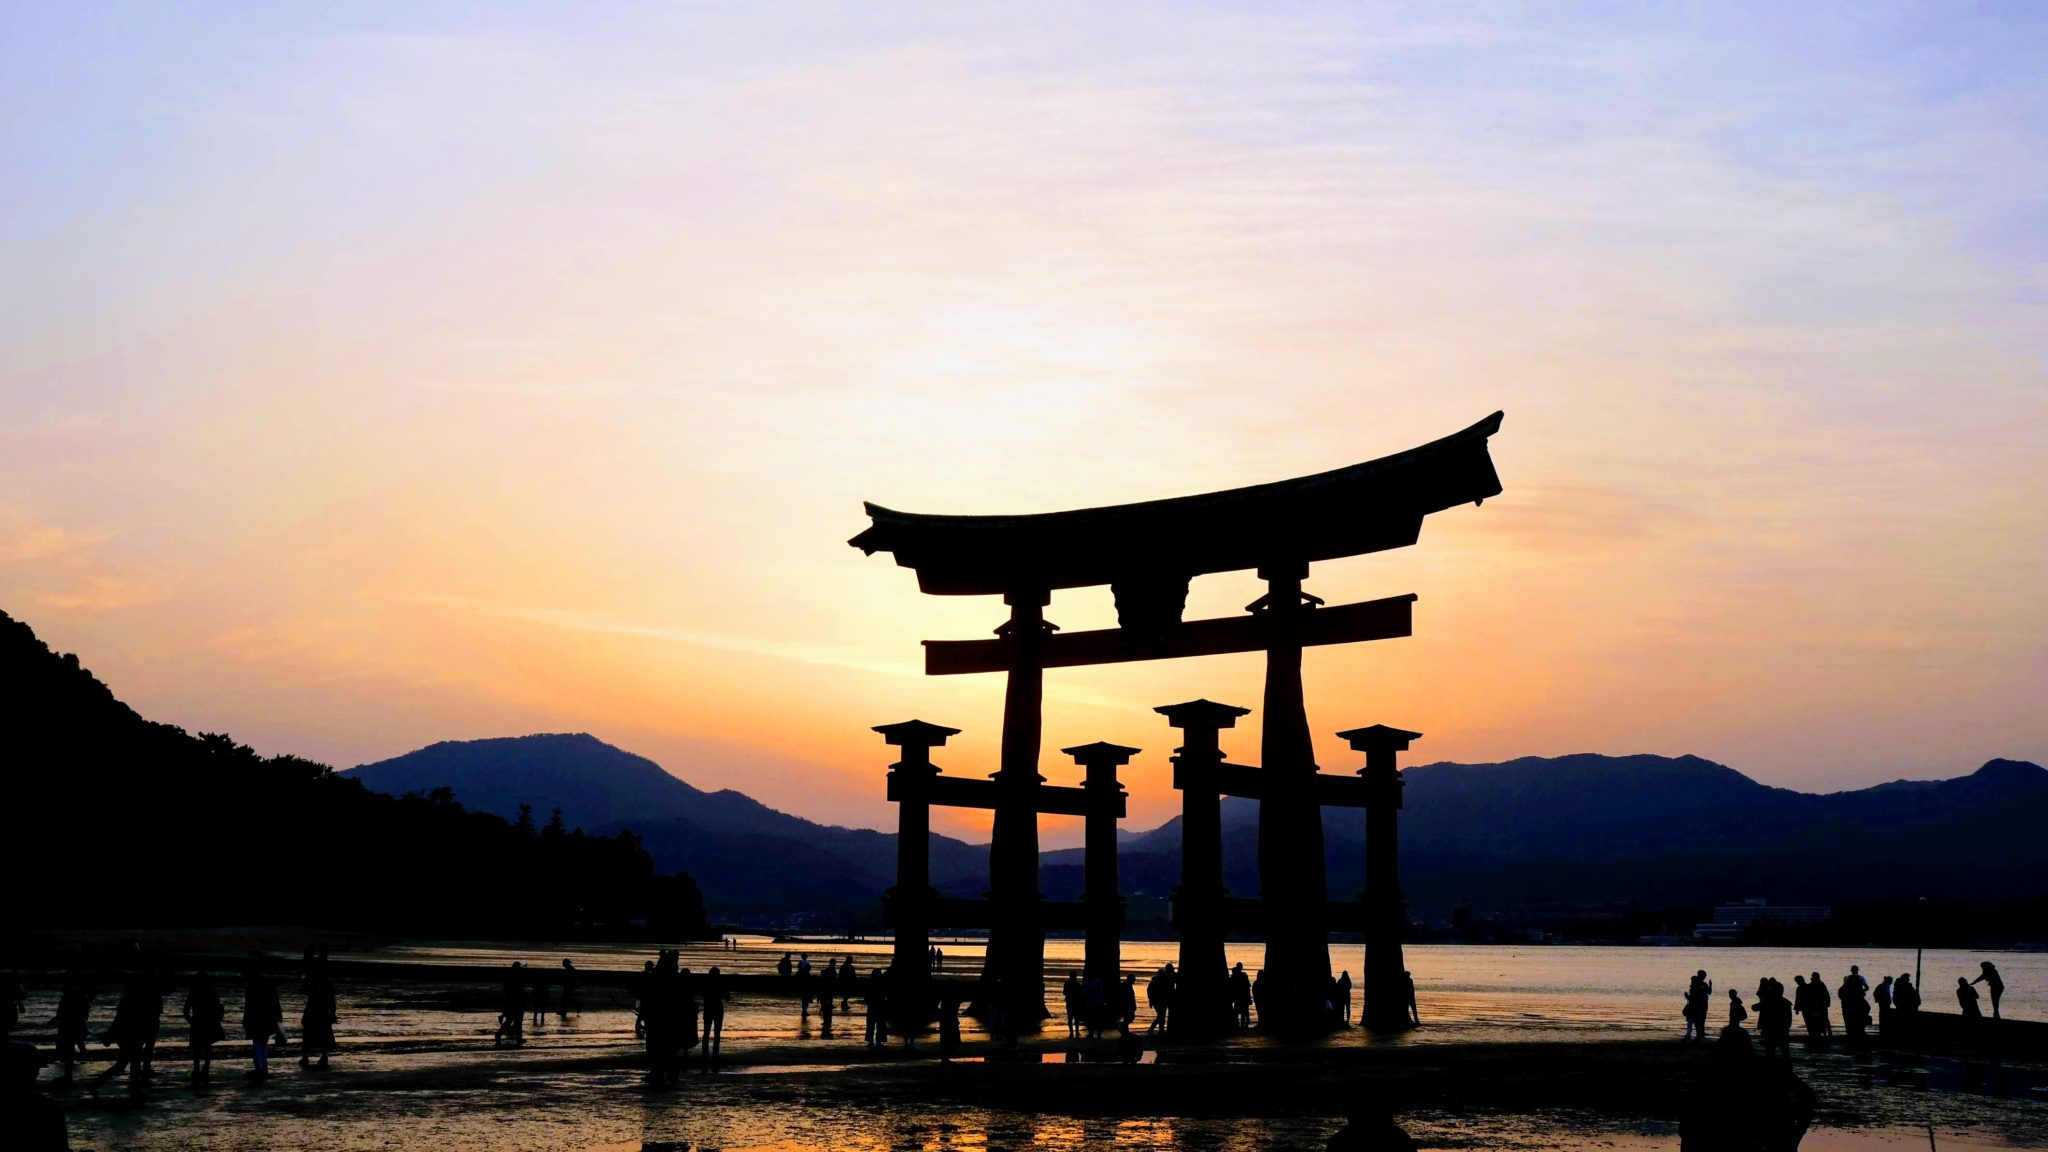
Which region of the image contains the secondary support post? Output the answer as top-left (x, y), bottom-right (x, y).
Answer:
top-left (1253, 562), bottom-right (1333, 1033)
top-left (987, 589), bottom-right (1054, 1030)
top-left (1338, 724), bottom-right (1421, 1032)
top-left (878, 719), bottom-right (960, 1037)
top-left (1159, 698), bottom-right (1249, 1037)
top-left (1065, 741), bottom-right (1136, 996)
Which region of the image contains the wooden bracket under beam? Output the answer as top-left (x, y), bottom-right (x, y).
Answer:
top-left (923, 593), bottom-right (1417, 676)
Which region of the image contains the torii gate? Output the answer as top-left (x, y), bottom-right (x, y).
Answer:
top-left (853, 411), bottom-right (1504, 1034)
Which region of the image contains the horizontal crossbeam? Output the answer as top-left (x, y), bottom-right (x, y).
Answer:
top-left (911, 775), bottom-right (1116, 818)
top-left (923, 593), bottom-right (1417, 676)
top-left (1174, 762), bottom-right (1376, 808)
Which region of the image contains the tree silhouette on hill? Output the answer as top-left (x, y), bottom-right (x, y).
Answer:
top-left (0, 609), bottom-right (709, 938)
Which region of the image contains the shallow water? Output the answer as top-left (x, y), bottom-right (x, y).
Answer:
top-left (18, 939), bottom-right (2045, 1151)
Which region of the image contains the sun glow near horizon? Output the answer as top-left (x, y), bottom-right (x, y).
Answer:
top-left (3, 3), bottom-right (2044, 842)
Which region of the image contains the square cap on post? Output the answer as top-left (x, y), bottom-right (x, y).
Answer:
top-left (1061, 741), bottom-right (1141, 768)
top-left (873, 720), bottom-right (962, 749)
top-left (1154, 699), bottom-right (1252, 730)
top-left (1336, 724), bottom-right (1422, 754)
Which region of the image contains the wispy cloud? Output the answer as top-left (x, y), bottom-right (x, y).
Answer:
top-left (399, 592), bottom-right (923, 680)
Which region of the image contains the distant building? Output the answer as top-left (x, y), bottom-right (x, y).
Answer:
top-left (1693, 898), bottom-right (1831, 941)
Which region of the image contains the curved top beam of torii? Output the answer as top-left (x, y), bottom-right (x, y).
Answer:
top-left (849, 410), bottom-right (1504, 599)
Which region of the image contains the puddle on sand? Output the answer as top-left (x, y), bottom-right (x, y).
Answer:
top-left (1040, 1049), bottom-right (1158, 1064)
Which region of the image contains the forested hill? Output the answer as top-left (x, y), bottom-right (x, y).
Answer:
top-left (0, 609), bottom-right (709, 938)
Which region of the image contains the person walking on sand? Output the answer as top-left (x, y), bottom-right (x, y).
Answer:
top-left (1062, 973), bottom-right (1082, 1038)
top-left (91, 966), bottom-right (162, 1094)
top-left (796, 954), bottom-right (812, 1021)
top-left (183, 973), bottom-right (226, 1084)
top-left (865, 967), bottom-right (890, 1048)
top-left (557, 959), bottom-right (578, 1019)
top-left (51, 974), bottom-right (93, 1085)
top-left (298, 954), bottom-right (337, 1071)
top-left (1970, 962), bottom-right (2004, 1020)
top-left (839, 954), bottom-right (857, 1010)
top-left (495, 963), bottom-right (526, 1048)
top-left (701, 966), bottom-right (726, 1070)
top-left (241, 967), bottom-right (285, 1080)
top-left (1147, 962), bottom-right (1176, 1035)
top-left (1807, 972), bottom-right (1832, 1037)
top-left (1873, 975), bottom-right (1894, 1034)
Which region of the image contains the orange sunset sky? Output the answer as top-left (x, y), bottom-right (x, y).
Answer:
top-left (4, 5), bottom-right (2044, 844)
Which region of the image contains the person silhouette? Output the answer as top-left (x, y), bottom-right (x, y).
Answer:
top-left (839, 955), bottom-right (857, 1010)
top-left (1062, 973), bottom-right (1082, 1038)
top-left (495, 963), bottom-right (526, 1048)
top-left (938, 996), bottom-right (962, 1063)
top-left (1229, 963), bottom-right (1253, 1029)
top-left (1081, 973), bottom-right (1107, 1039)
top-left (1837, 973), bottom-right (1869, 1042)
top-left (1894, 974), bottom-right (1920, 1017)
top-left (1726, 989), bottom-right (1748, 1033)
top-left (701, 966), bottom-right (726, 1070)
top-left (796, 954), bottom-right (812, 1021)
top-left (50, 974), bottom-right (93, 1085)
top-left (1873, 975), bottom-right (1894, 1034)
top-left (1325, 1096), bottom-right (1418, 1152)
top-left (865, 967), bottom-right (890, 1048)
top-left (299, 951), bottom-right (337, 1071)
top-left (1969, 962), bottom-right (2004, 1019)
top-left (529, 968), bottom-right (548, 1028)
top-left (1957, 977), bottom-right (1981, 1019)
top-left (633, 959), bottom-right (654, 1037)
top-left (1755, 978), bottom-right (1792, 1058)
top-left (92, 964), bottom-right (162, 1094)
top-left (1335, 971), bottom-right (1354, 1025)
top-left (1403, 970), bottom-right (1420, 1026)
top-left (241, 967), bottom-right (285, 1080)
top-left (676, 966), bottom-right (700, 1066)
top-left (183, 972), bottom-right (226, 1084)
top-left (1147, 962), bottom-right (1176, 1035)
top-left (2, 1040), bottom-right (68, 1152)
top-left (776, 952), bottom-right (793, 979)
top-left (1683, 970), bottom-right (1712, 1042)
top-left (818, 968), bottom-right (835, 1034)
top-left (1119, 974), bottom-right (1139, 1032)
top-left (1806, 972), bottom-right (1831, 1037)
top-left (557, 959), bottom-right (578, 1019)
top-left (641, 951), bottom-right (680, 1088)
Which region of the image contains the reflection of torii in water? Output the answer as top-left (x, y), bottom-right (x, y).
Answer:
top-left (853, 411), bottom-right (1505, 1036)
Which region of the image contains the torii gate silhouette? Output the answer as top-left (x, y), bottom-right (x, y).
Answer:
top-left (853, 411), bottom-right (1504, 1035)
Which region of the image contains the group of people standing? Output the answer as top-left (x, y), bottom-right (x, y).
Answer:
top-left (1683, 959), bottom-right (2006, 1051)
top-left (20, 946), bottom-right (338, 1094)
top-left (631, 951), bottom-right (728, 1087)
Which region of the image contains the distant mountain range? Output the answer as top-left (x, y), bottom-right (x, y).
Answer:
top-left (348, 735), bottom-right (991, 920)
top-left (349, 735), bottom-right (2048, 924)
